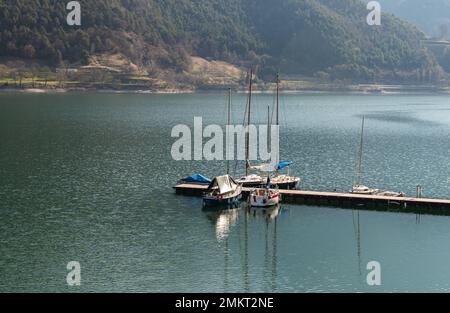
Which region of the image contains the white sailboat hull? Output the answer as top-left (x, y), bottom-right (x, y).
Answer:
top-left (249, 190), bottom-right (281, 207)
top-left (352, 185), bottom-right (379, 195)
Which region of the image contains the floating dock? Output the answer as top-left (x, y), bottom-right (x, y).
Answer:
top-left (174, 184), bottom-right (450, 215)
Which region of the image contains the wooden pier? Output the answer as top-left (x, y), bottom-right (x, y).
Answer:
top-left (174, 184), bottom-right (450, 216)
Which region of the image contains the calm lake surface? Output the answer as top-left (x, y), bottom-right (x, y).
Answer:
top-left (1, 91), bottom-right (450, 292)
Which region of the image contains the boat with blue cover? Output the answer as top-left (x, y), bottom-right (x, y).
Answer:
top-left (180, 174), bottom-right (212, 185)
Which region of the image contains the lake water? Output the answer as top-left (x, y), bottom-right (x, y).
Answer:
top-left (1, 91), bottom-right (450, 292)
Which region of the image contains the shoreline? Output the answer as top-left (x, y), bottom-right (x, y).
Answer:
top-left (0, 87), bottom-right (197, 95)
top-left (1, 84), bottom-right (450, 95)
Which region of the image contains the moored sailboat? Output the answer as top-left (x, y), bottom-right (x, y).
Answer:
top-left (203, 175), bottom-right (243, 207)
top-left (237, 69), bottom-right (264, 188)
top-left (239, 72), bottom-right (301, 189)
top-left (269, 161), bottom-right (301, 190)
top-left (351, 117), bottom-right (404, 197)
top-left (249, 176), bottom-right (281, 207)
top-left (267, 73), bottom-right (301, 190)
top-left (203, 89), bottom-right (243, 207)
top-left (352, 117), bottom-right (381, 195)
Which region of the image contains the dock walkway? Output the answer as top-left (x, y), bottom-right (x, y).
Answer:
top-left (174, 183), bottom-right (450, 214)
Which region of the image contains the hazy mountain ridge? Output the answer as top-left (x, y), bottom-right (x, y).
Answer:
top-left (375, 0), bottom-right (450, 38)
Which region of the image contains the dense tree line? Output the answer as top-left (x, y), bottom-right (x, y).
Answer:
top-left (0, 0), bottom-right (443, 82)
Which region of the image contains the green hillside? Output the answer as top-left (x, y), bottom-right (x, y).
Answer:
top-left (0, 0), bottom-right (444, 85)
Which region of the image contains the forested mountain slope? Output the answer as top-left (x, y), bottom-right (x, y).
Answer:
top-left (0, 0), bottom-right (443, 83)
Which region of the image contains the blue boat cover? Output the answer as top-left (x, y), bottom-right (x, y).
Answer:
top-left (277, 161), bottom-right (293, 170)
top-left (182, 174), bottom-right (212, 184)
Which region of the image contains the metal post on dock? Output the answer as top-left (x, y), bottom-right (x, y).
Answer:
top-left (416, 185), bottom-right (423, 224)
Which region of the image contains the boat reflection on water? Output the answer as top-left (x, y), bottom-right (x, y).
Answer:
top-left (247, 203), bottom-right (282, 222)
top-left (204, 202), bottom-right (282, 291)
top-left (204, 208), bottom-right (240, 242)
top-left (204, 203), bottom-right (282, 242)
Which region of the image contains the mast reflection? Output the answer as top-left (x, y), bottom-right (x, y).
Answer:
top-left (204, 203), bottom-right (282, 292)
top-left (352, 209), bottom-right (362, 276)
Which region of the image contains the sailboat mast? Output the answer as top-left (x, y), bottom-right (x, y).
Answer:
top-left (356, 116), bottom-right (365, 186)
top-left (276, 73), bottom-right (280, 127)
top-left (276, 73), bottom-right (280, 165)
top-left (245, 69), bottom-right (253, 176)
top-left (227, 88), bottom-right (232, 175)
top-left (267, 104), bottom-right (271, 151)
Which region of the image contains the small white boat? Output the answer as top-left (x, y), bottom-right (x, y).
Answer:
top-left (269, 170), bottom-right (301, 190)
top-left (237, 174), bottom-right (264, 187)
top-left (352, 185), bottom-right (405, 197)
top-left (249, 188), bottom-right (281, 207)
top-left (249, 177), bottom-right (281, 207)
top-left (352, 184), bottom-right (380, 195)
top-left (375, 191), bottom-right (405, 197)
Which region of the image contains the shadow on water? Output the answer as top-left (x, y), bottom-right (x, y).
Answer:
top-left (203, 203), bottom-right (282, 292)
top-left (356, 111), bottom-right (441, 127)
